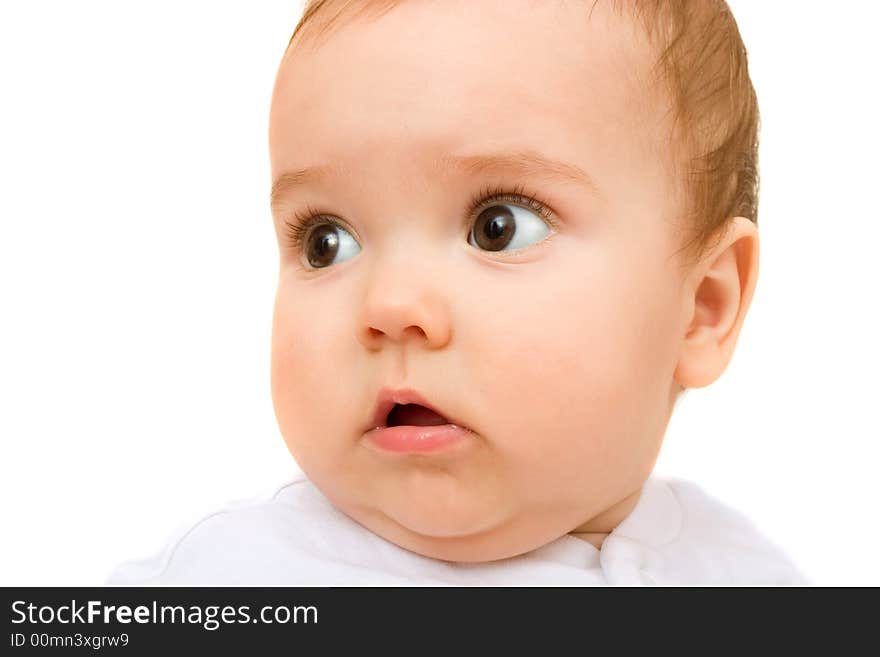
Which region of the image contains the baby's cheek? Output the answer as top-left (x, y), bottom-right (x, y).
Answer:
top-left (480, 283), bottom-right (657, 479)
top-left (270, 292), bottom-right (345, 455)
top-left (464, 301), bottom-right (608, 468)
top-left (270, 296), bottom-right (307, 401)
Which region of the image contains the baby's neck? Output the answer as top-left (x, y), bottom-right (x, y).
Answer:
top-left (567, 486), bottom-right (644, 551)
top-left (568, 532), bottom-right (607, 551)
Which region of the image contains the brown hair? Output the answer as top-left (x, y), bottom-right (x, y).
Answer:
top-left (283, 0), bottom-right (760, 270)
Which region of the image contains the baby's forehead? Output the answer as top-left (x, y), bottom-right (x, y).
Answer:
top-left (290, 1), bottom-right (657, 87)
top-left (278, 0), bottom-right (665, 150)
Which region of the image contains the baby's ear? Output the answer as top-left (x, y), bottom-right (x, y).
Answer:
top-left (673, 216), bottom-right (760, 389)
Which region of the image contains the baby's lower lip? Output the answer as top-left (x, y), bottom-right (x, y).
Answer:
top-left (364, 424), bottom-right (474, 454)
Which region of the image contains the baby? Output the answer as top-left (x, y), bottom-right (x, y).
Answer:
top-left (107, 0), bottom-right (808, 585)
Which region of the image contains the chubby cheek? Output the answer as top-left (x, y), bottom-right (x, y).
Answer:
top-left (270, 283), bottom-right (354, 474)
top-left (468, 301), bottom-right (622, 505)
top-left (468, 244), bottom-right (678, 507)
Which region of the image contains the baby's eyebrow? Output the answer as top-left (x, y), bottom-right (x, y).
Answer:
top-left (270, 149), bottom-right (603, 212)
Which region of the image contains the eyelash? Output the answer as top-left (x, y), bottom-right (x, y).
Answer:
top-left (283, 183), bottom-right (558, 253)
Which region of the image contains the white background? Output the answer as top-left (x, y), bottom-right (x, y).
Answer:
top-left (1, 1), bottom-right (877, 586)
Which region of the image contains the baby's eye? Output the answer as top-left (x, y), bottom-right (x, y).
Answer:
top-left (467, 203), bottom-right (552, 253)
top-left (293, 220), bottom-right (361, 270)
top-left (286, 189), bottom-right (555, 270)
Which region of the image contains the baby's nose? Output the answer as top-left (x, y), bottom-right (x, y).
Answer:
top-left (356, 271), bottom-right (452, 350)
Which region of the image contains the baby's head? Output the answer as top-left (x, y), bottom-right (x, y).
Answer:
top-left (268, 0), bottom-right (760, 561)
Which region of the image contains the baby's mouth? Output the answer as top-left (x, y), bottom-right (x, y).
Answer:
top-left (364, 390), bottom-right (478, 453)
top-left (368, 386), bottom-right (471, 433)
top-left (365, 403), bottom-right (474, 455)
top-left (385, 403), bottom-right (448, 427)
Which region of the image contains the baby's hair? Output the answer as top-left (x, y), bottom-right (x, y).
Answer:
top-left (284, 0), bottom-right (759, 271)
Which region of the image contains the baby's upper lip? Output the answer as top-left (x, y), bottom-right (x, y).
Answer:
top-left (368, 386), bottom-right (466, 432)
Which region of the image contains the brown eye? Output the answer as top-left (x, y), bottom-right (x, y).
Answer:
top-left (469, 204), bottom-right (552, 252)
top-left (300, 221), bottom-right (360, 269)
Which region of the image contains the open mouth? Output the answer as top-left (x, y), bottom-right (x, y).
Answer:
top-left (366, 389), bottom-right (475, 453)
top-left (385, 403), bottom-right (449, 427)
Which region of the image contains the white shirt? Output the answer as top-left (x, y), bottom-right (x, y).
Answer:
top-left (105, 474), bottom-right (809, 585)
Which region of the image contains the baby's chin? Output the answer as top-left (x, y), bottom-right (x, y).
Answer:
top-left (333, 489), bottom-right (567, 563)
top-left (376, 512), bottom-right (570, 563)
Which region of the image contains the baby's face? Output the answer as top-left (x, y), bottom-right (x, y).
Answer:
top-left (269, 0), bottom-right (690, 561)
